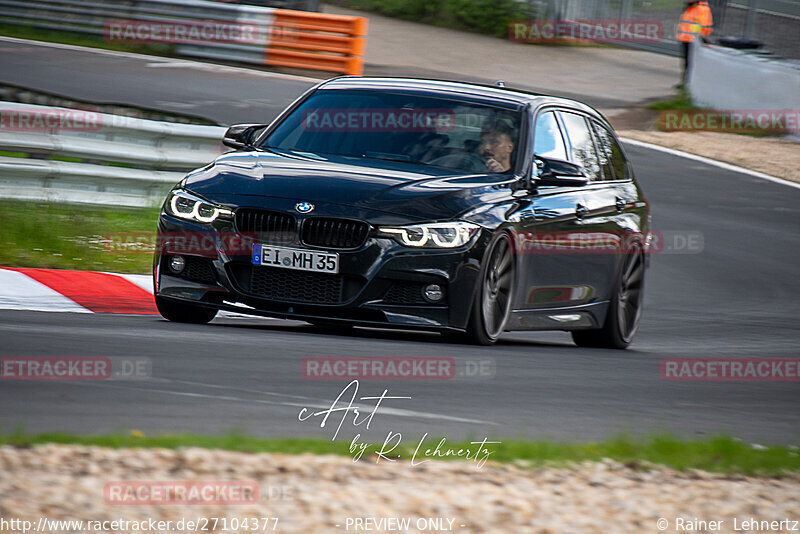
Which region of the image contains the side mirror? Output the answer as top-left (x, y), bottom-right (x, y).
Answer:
top-left (532, 156), bottom-right (589, 187)
top-left (222, 124), bottom-right (268, 150)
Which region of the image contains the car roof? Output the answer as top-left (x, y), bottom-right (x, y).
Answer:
top-left (318, 76), bottom-right (604, 121)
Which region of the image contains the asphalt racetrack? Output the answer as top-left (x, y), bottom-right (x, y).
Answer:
top-left (1, 39), bottom-right (798, 445)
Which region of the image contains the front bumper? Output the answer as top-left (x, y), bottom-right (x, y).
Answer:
top-left (153, 213), bottom-right (490, 331)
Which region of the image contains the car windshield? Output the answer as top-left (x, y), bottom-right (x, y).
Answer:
top-left (261, 89), bottom-right (523, 174)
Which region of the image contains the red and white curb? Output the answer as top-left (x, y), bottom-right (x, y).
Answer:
top-left (0, 267), bottom-right (156, 314)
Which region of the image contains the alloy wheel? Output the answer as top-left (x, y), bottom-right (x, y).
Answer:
top-left (481, 235), bottom-right (514, 340)
top-left (617, 250), bottom-right (645, 342)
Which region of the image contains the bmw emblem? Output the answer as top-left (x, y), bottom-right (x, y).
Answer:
top-left (295, 202), bottom-right (314, 213)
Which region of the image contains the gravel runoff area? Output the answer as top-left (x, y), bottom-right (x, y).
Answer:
top-left (618, 130), bottom-right (800, 184)
top-left (1, 445), bottom-right (799, 533)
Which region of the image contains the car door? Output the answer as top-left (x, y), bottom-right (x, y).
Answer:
top-left (558, 111), bottom-right (629, 304)
top-left (587, 116), bottom-right (642, 231)
top-left (588, 116), bottom-right (647, 266)
top-left (510, 109), bottom-right (596, 318)
top-left (559, 110), bottom-right (620, 302)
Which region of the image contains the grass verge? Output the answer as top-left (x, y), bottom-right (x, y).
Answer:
top-left (2, 430), bottom-right (798, 477)
top-left (0, 23), bottom-right (175, 56)
top-left (647, 91), bottom-right (787, 137)
top-left (647, 88), bottom-right (696, 112)
top-left (0, 200), bottom-right (159, 273)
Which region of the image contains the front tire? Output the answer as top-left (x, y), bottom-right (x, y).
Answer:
top-left (572, 248), bottom-right (645, 349)
top-left (155, 296), bottom-right (218, 324)
top-left (460, 232), bottom-right (515, 346)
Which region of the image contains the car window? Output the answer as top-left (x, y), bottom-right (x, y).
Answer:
top-left (558, 111), bottom-right (602, 182)
top-left (591, 121), bottom-right (628, 181)
top-left (589, 122), bottom-right (612, 181)
top-left (261, 89), bottom-right (523, 174)
top-left (533, 111), bottom-right (567, 160)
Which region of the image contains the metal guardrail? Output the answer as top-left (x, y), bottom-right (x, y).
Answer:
top-left (0, 102), bottom-right (226, 207)
top-left (0, 0), bottom-right (368, 74)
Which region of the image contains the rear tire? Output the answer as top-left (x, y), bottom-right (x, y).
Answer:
top-left (571, 248), bottom-right (645, 349)
top-left (155, 296), bottom-right (218, 324)
top-left (460, 232), bottom-right (515, 346)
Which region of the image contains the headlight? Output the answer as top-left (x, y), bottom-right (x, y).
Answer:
top-left (165, 190), bottom-right (232, 223)
top-left (379, 222), bottom-right (479, 248)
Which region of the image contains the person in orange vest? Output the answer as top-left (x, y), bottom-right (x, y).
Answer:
top-left (676, 0), bottom-right (714, 86)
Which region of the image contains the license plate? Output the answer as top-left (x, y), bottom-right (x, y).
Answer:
top-left (252, 244), bottom-right (339, 274)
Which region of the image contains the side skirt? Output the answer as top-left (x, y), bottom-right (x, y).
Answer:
top-left (506, 301), bottom-right (609, 331)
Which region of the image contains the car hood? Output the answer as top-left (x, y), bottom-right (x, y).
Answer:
top-left (183, 150), bottom-right (516, 220)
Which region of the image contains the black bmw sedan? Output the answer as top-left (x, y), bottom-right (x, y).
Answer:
top-left (154, 77), bottom-right (650, 347)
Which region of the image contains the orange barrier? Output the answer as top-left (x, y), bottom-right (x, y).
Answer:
top-left (268, 10), bottom-right (368, 75)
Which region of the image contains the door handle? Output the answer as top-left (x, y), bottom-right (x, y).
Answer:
top-left (615, 197), bottom-right (626, 212)
top-left (575, 203), bottom-right (588, 219)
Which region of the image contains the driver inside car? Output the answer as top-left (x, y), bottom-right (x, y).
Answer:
top-left (478, 120), bottom-right (515, 173)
